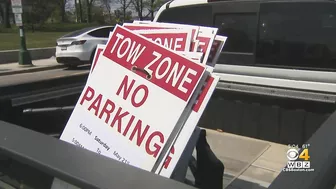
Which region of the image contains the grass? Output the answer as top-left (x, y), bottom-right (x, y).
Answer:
top-left (0, 23), bottom-right (104, 50)
top-left (0, 32), bottom-right (68, 50)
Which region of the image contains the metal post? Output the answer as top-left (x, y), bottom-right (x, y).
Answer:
top-left (18, 25), bottom-right (33, 66)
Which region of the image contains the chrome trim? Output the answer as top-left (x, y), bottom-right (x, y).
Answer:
top-left (216, 80), bottom-right (336, 103)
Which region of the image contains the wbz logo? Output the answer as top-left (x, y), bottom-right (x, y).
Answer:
top-left (285, 147), bottom-right (313, 171)
top-left (287, 161), bottom-right (310, 168)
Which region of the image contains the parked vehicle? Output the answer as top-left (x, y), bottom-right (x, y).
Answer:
top-left (154, 0), bottom-right (336, 95)
top-left (154, 0), bottom-right (336, 145)
top-left (55, 26), bottom-right (114, 67)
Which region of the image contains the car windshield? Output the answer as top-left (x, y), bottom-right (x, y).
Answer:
top-left (61, 27), bottom-right (97, 38)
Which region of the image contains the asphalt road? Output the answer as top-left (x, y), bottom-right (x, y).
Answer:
top-left (0, 65), bottom-right (90, 87)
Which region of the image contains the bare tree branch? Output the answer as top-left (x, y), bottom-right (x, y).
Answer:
top-left (131, 0), bottom-right (163, 20)
top-left (100, 0), bottom-right (113, 22)
top-left (114, 0), bottom-right (132, 22)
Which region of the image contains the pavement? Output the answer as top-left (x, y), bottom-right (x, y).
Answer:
top-left (0, 58), bottom-right (90, 87)
top-left (0, 64), bottom-right (90, 87)
top-left (187, 129), bottom-right (288, 189)
top-left (0, 57), bottom-right (65, 76)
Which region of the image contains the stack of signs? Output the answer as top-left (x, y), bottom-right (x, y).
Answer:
top-left (57, 21), bottom-right (227, 185)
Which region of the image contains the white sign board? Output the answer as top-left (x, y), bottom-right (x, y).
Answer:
top-left (11, 0), bottom-right (22, 6)
top-left (159, 75), bottom-right (220, 177)
top-left (12, 7), bottom-right (22, 14)
top-left (60, 25), bottom-right (206, 171)
top-left (14, 13), bottom-right (22, 26)
top-left (134, 29), bottom-right (193, 52)
top-left (11, 0), bottom-right (22, 15)
top-left (53, 22), bottom-right (226, 188)
top-left (126, 21), bottom-right (218, 66)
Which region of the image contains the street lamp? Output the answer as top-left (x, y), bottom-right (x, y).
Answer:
top-left (12, 0), bottom-right (33, 66)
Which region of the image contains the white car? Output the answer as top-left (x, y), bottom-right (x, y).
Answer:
top-left (56, 26), bottom-right (114, 67)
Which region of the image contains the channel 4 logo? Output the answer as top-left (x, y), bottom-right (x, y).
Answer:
top-left (283, 145), bottom-right (314, 172)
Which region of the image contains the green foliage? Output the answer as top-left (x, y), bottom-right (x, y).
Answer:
top-left (48, 7), bottom-right (63, 23)
top-left (91, 6), bottom-right (106, 25)
top-left (0, 23), bottom-right (101, 33)
top-left (23, 0), bottom-right (58, 25)
top-left (33, 23), bottom-right (101, 32)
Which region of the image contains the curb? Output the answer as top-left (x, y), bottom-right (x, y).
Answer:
top-left (0, 47), bottom-right (56, 65)
top-left (0, 65), bottom-right (66, 77)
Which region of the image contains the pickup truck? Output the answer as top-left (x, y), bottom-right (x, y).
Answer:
top-left (153, 0), bottom-right (336, 145)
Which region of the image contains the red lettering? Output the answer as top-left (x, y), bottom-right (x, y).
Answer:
top-left (116, 75), bottom-right (135, 100)
top-left (98, 99), bottom-right (116, 124)
top-left (103, 26), bottom-right (205, 101)
top-left (163, 146), bottom-right (175, 169)
top-left (123, 115), bottom-right (135, 136)
top-left (88, 94), bottom-right (102, 116)
top-left (145, 131), bottom-right (164, 158)
top-left (110, 107), bottom-right (129, 133)
top-left (80, 86), bottom-right (95, 105)
top-left (116, 75), bottom-right (149, 108)
top-left (131, 84), bottom-right (149, 107)
top-left (129, 120), bottom-right (150, 146)
top-left (80, 89), bottom-right (168, 159)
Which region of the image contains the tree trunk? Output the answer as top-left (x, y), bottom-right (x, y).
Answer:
top-left (139, 0), bottom-right (143, 20)
top-left (4, 1), bottom-right (10, 28)
top-left (79, 0), bottom-right (83, 23)
top-left (87, 4), bottom-right (91, 23)
top-left (109, 11), bottom-right (112, 23)
top-left (75, 0), bottom-right (78, 22)
top-left (61, 4), bottom-right (66, 22)
top-left (123, 6), bottom-right (126, 22)
top-left (150, 0), bottom-right (154, 20)
top-left (0, 4), bottom-right (4, 24)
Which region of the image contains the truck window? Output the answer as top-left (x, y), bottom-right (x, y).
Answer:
top-left (156, 5), bottom-right (213, 27)
top-left (256, 2), bottom-right (336, 70)
top-left (214, 13), bottom-right (257, 53)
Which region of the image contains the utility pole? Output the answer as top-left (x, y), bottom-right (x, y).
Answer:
top-left (11, 0), bottom-right (33, 66)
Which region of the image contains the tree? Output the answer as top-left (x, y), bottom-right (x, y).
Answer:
top-left (131, 0), bottom-right (163, 20)
top-left (100, 0), bottom-right (113, 23)
top-left (0, 0), bottom-right (11, 28)
top-left (0, 5), bottom-right (3, 24)
top-left (85, 0), bottom-right (95, 23)
top-left (116, 0), bottom-right (132, 23)
top-left (131, 0), bottom-right (146, 21)
top-left (114, 9), bottom-right (132, 24)
top-left (75, 0), bottom-right (84, 22)
top-left (149, 0), bottom-right (163, 20)
top-left (23, 0), bottom-right (58, 27)
top-left (56, 0), bottom-right (68, 22)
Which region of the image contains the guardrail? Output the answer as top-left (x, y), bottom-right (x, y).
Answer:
top-left (0, 47), bottom-right (55, 64)
top-left (0, 120), bottom-right (196, 189)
